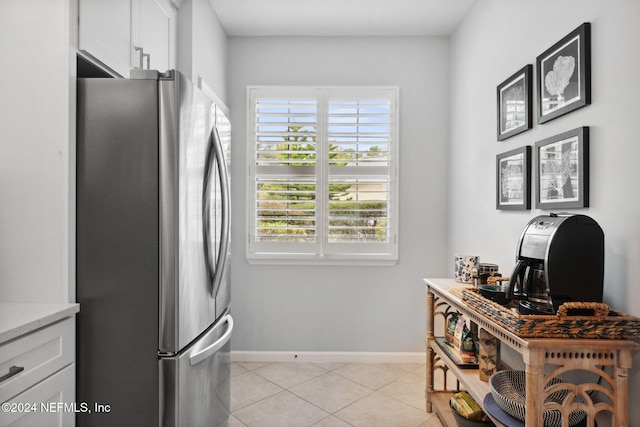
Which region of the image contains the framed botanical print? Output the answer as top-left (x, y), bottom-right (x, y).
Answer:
top-left (537, 23), bottom-right (591, 124)
top-left (497, 65), bottom-right (532, 141)
top-left (496, 146), bottom-right (531, 210)
top-left (535, 127), bottom-right (589, 209)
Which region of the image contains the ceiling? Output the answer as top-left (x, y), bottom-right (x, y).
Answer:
top-left (208, 0), bottom-right (476, 37)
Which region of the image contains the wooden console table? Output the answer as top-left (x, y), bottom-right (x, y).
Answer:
top-left (424, 278), bottom-right (639, 427)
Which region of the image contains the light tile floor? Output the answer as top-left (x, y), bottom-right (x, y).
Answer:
top-left (229, 361), bottom-right (444, 427)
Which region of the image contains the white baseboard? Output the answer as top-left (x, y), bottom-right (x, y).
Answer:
top-left (231, 351), bottom-right (426, 364)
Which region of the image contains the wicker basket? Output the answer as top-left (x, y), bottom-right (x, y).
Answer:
top-left (489, 370), bottom-right (586, 427)
top-left (462, 289), bottom-right (640, 339)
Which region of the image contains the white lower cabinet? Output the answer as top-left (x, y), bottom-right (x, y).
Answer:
top-left (1, 365), bottom-right (74, 427)
top-left (0, 318), bottom-right (75, 427)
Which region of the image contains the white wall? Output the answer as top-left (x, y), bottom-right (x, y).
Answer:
top-left (448, 0), bottom-right (640, 422)
top-left (0, 0), bottom-right (76, 303)
top-left (228, 36), bottom-right (450, 353)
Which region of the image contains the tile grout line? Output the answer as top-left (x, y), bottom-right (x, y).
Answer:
top-left (231, 362), bottom-right (436, 427)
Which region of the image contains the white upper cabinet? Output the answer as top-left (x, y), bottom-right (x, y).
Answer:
top-left (79, 0), bottom-right (131, 76)
top-left (132, 0), bottom-right (175, 73)
top-left (79, 0), bottom-right (176, 77)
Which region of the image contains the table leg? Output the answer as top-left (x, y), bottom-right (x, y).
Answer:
top-left (426, 288), bottom-right (434, 412)
top-left (524, 348), bottom-right (545, 427)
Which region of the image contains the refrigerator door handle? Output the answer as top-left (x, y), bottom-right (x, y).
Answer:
top-left (189, 314), bottom-right (233, 366)
top-left (202, 131), bottom-right (216, 288)
top-left (211, 126), bottom-right (230, 298)
top-left (202, 134), bottom-right (214, 291)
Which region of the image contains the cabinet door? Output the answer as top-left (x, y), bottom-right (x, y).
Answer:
top-left (0, 364), bottom-right (75, 427)
top-left (0, 318), bottom-right (74, 404)
top-left (132, 0), bottom-right (175, 72)
top-left (79, 0), bottom-right (131, 77)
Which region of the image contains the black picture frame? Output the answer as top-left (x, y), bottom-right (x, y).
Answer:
top-left (537, 23), bottom-right (591, 124)
top-left (535, 127), bottom-right (589, 209)
top-left (496, 146), bottom-right (531, 210)
top-left (497, 65), bottom-right (532, 141)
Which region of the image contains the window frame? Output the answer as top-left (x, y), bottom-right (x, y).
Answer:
top-left (246, 86), bottom-right (399, 265)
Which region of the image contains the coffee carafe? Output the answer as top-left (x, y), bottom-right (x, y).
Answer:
top-left (506, 213), bottom-right (604, 315)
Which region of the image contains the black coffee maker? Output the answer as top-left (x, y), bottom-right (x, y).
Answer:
top-left (506, 213), bottom-right (604, 315)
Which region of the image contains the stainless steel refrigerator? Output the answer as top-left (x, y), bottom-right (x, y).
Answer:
top-left (76, 69), bottom-right (232, 427)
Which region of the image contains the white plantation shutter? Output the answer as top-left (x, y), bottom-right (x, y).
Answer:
top-left (255, 178), bottom-right (317, 243)
top-left (327, 178), bottom-right (390, 243)
top-left (328, 99), bottom-right (391, 167)
top-left (255, 99), bottom-right (317, 167)
top-left (248, 87), bottom-right (398, 264)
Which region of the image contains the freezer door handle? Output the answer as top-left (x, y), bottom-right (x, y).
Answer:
top-left (189, 314), bottom-right (233, 366)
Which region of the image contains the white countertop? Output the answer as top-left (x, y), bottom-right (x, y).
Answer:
top-left (0, 302), bottom-right (79, 344)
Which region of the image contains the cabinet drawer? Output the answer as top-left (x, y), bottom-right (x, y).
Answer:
top-left (0, 364), bottom-right (75, 427)
top-left (0, 318), bottom-right (74, 403)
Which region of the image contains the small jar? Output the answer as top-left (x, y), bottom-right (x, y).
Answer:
top-left (472, 263), bottom-right (500, 287)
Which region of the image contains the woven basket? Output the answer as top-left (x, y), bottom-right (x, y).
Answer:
top-left (462, 289), bottom-right (640, 339)
top-left (489, 370), bottom-right (586, 427)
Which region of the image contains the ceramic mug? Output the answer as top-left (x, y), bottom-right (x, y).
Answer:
top-left (454, 254), bottom-right (479, 283)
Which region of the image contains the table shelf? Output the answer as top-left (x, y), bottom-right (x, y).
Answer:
top-left (424, 278), bottom-right (640, 427)
top-left (428, 340), bottom-right (506, 426)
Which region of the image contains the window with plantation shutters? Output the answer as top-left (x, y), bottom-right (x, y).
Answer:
top-left (247, 87), bottom-right (398, 265)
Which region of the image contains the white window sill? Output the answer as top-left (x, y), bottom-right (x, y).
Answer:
top-left (246, 253), bottom-right (398, 266)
